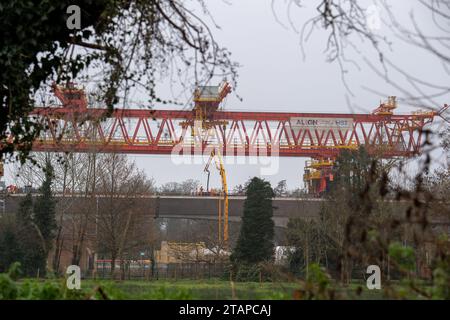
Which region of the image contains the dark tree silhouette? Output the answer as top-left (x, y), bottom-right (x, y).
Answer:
top-left (33, 159), bottom-right (57, 264)
top-left (231, 177), bottom-right (275, 271)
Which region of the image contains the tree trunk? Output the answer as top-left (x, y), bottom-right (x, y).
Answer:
top-left (110, 256), bottom-right (116, 278)
top-left (52, 225), bottom-right (63, 273)
top-left (120, 260), bottom-right (125, 280)
top-left (72, 243), bottom-right (81, 266)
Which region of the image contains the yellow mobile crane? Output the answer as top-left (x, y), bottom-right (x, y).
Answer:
top-left (204, 147), bottom-right (229, 248)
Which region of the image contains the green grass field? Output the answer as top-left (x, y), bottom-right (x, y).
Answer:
top-left (6, 277), bottom-right (433, 300)
top-left (64, 279), bottom-right (384, 300)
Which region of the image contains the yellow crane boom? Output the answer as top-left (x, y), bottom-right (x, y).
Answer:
top-left (204, 147), bottom-right (228, 247)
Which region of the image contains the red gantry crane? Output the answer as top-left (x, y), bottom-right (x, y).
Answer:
top-left (3, 82), bottom-right (447, 244)
top-left (31, 84), bottom-right (444, 157)
top-left (31, 84), bottom-right (447, 183)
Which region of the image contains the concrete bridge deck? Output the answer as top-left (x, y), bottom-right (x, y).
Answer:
top-left (2, 194), bottom-right (325, 227)
top-left (154, 195), bottom-right (324, 227)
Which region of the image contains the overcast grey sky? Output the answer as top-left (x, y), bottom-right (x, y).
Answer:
top-left (6, 0), bottom-right (449, 191)
top-left (123, 0), bottom-right (448, 191)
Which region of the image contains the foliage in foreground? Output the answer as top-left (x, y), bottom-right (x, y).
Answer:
top-left (1, 261), bottom-right (447, 300)
top-left (285, 145), bottom-right (450, 300)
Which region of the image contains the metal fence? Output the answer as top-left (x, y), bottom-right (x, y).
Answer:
top-left (86, 263), bottom-right (228, 280)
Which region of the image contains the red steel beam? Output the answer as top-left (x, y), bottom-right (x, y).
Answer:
top-left (29, 106), bottom-right (437, 158)
top-left (31, 107), bottom-right (432, 121)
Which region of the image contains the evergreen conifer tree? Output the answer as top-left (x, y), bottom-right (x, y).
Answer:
top-left (231, 177), bottom-right (275, 267)
top-left (16, 193), bottom-right (44, 276)
top-left (33, 159), bottom-right (57, 276)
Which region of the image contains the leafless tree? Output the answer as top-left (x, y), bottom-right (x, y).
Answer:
top-left (159, 179), bottom-right (200, 195)
top-left (274, 0), bottom-right (450, 114)
top-left (95, 153), bottom-right (155, 278)
top-left (13, 152), bottom-right (99, 272)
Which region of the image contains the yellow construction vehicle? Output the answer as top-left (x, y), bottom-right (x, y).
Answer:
top-left (204, 147), bottom-right (229, 248)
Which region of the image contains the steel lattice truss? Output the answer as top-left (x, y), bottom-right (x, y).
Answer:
top-left (31, 106), bottom-right (439, 158)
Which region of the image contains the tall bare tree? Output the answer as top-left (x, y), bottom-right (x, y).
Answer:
top-left (95, 153), bottom-right (155, 278)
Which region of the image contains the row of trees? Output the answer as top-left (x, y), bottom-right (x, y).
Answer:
top-left (159, 180), bottom-right (200, 195)
top-left (0, 147), bottom-right (282, 278)
top-left (0, 159), bottom-right (56, 276)
top-left (159, 179), bottom-right (303, 197)
top-left (232, 180), bottom-right (307, 197)
top-left (1, 152), bottom-right (157, 278)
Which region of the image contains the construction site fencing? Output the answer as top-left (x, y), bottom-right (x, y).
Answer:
top-left (86, 262), bottom-right (229, 280)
